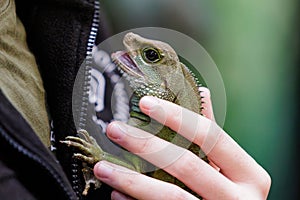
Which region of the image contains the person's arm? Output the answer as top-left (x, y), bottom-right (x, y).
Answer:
top-left (93, 88), bottom-right (271, 200)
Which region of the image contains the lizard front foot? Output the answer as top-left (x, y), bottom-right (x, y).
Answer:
top-left (61, 129), bottom-right (104, 165)
top-left (60, 129), bottom-right (104, 195)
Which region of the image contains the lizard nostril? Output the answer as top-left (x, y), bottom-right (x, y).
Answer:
top-left (124, 32), bottom-right (141, 46)
top-left (125, 32), bottom-right (136, 40)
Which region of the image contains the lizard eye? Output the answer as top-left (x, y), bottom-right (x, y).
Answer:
top-left (142, 47), bottom-right (161, 63)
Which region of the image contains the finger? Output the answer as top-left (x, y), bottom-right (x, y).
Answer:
top-left (94, 161), bottom-right (198, 200)
top-left (138, 96), bottom-right (267, 184)
top-left (199, 87), bottom-right (215, 121)
top-left (106, 122), bottom-right (237, 199)
top-left (198, 87), bottom-right (220, 170)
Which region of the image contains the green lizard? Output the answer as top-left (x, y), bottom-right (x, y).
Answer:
top-left (61, 32), bottom-right (207, 197)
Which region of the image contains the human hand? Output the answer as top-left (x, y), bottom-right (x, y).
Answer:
top-left (93, 88), bottom-right (271, 200)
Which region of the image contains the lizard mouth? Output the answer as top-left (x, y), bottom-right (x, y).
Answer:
top-left (111, 51), bottom-right (143, 78)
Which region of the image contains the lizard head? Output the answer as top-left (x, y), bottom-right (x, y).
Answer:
top-left (111, 32), bottom-right (184, 101)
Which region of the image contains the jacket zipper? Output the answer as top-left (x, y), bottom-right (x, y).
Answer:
top-left (72, 0), bottom-right (100, 197)
top-left (0, 126), bottom-right (77, 200)
top-left (78, 0), bottom-right (100, 134)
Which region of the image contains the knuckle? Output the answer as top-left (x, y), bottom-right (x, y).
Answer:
top-left (199, 120), bottom-right (222, 153)
top-left (225, 186), bottom-right (244, 200)
top-left (256, 170), bottom-right (272, 197)
top-left (163, 185), bottom-right (189, 200)
top-left (237, 171), bottom-right (271, 200)
top-left (214, 127), bottom-right (226, 145)
top-left (122, 178), bottom-right (135, 192)
top-left (174, 151), bottom-right (200, 178)
top-left (166, 106), bottom-right (183, 129)
top-left (137, 137), bottom-right (153, 154)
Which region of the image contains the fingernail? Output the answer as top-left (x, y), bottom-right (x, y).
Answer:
top-left (94, 162), bottom-right (113, 179)
top-left (111, 191), bottom-right (129, 200)
top-left (139, 96), bottom-right (160, 111)
top-left (107, 122), bottom-right (127, 140)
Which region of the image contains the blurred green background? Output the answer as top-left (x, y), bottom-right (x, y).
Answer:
top-left (101, 0), bottom-right (299, 199)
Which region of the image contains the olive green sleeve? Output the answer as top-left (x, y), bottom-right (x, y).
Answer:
top-left (0, 0), bottom-right (50, 147)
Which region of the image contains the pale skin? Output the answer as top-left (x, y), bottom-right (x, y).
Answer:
top-left (93, 88), bottom-right (271, 200)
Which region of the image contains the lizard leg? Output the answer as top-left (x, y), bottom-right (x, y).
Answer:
top-left (61, 129), bottom-right (139, 195)
top-left (60, 131), bottom-right (104, 166)
top-left (81, 163), bottom-right (102, 196)
top-left (60, 130), bottom-right (105, 195)
top-left (61, 130), bottom-right (137, 170)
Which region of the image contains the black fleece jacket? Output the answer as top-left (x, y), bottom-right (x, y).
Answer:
top-left (0, 0), bottom-right (112, 199)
